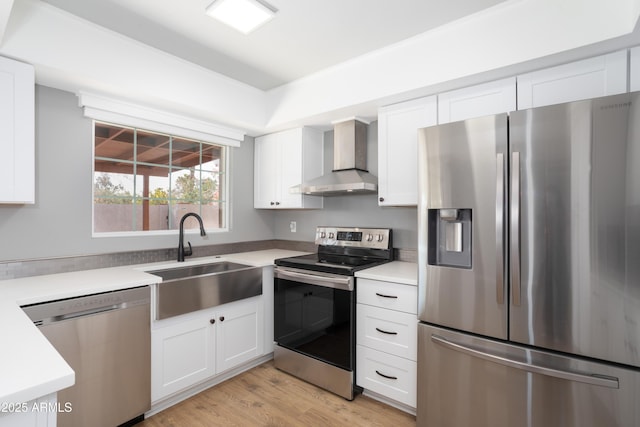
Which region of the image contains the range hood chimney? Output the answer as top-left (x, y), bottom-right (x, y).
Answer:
top-left (291, 119), bottom-right (377, 196)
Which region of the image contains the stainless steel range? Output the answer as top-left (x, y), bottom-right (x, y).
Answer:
top-left (273, 226), bottom-right (393, 400)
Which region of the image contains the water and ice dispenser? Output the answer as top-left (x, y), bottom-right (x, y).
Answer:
top-left (428, 208), bottom-right (472, 268)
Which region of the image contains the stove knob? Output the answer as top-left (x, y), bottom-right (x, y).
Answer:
top-left (320, 231), bottom-right (326, 238)
top-left (376, 234), bottom-right (384, 242)
top-left (366, 234), bottom-right (374, 242)
top-left (328, 232), bottom-right (335, 239)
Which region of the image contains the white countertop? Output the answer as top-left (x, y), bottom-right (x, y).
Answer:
top-left (355, 261), bottom-right (418, 286)
top-left (0, 249), bottom-right (307, 405)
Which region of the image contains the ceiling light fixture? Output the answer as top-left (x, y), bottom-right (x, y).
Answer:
top-left (206, 0), bottom-right (277, 34)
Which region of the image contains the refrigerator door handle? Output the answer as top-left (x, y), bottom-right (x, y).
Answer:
top-left (510, 151), bottom-right (521, 306)
top-left (431, 334), bottom-right (619, 388)
top-left (496, 153), bottom-right (505, 305)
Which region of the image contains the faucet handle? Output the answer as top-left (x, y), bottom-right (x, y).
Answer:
top-left (184, 241), bottom-right (193, 257)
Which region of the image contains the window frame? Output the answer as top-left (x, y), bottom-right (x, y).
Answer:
top-left (91, 120), bottom-right (230, 237)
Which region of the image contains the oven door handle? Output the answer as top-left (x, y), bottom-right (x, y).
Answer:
top-left (274, 268), bottom-right (354, 291)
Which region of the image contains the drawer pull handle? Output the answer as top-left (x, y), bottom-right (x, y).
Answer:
top-left (375, 292), bottom-right (398, 299)
top-left (375, 370), bottom-right (398, 380)
top-left (375, 327), bottom-right (398, 335)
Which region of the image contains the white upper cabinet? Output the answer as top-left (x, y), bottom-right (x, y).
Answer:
top-left (438, 77), bottom-right (516, 124)
top-left (0, 56), bottom-right (35, 204)
top-left (517, 51), bottom-right (627, 110)
top-left (254, 127), bottom-right (323, 209)
top-left (378, 96), bottom-right (437, 206)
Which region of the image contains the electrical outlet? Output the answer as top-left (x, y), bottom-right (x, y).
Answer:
top-left (289, 221), bottom-right (297, 232)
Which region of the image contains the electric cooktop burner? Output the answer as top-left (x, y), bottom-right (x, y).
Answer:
top-left (275, 226), bottom-right (393, 276)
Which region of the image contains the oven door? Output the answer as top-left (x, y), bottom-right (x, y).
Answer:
top-left (274, 267), bottom-right (355, 371)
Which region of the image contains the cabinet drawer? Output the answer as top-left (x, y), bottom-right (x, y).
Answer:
top-left (357, 278), bottom-right (417, 314)
top-left (356, 345), bottom-right (417, 408)
top-left (357, 304), bottom-right (417, 360)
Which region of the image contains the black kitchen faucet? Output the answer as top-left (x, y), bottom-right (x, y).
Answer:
top-left (177, 212), bottom-right (207, 262)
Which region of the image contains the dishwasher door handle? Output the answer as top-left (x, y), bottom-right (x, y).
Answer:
top-left (52, 304), bottom-right (122, 323)
top-left (23, 286), bottom-right (150, 326)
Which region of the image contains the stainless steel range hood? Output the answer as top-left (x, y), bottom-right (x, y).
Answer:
top-left (291, 119), bottom-right (378, 196)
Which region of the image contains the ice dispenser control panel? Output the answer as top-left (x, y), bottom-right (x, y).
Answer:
top-left (428, 209), bottom-right (472, 268)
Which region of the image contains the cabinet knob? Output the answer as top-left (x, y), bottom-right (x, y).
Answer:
top-left (379, 197), bottom-right (384, 202)
top-left (219, 316), bottom-right (225, 322)
top-left (209, 318), bottom-right (216, 324)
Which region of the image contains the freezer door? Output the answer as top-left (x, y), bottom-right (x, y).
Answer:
top-left (417, 323), bottom-right (640, 427)
top-left (509, 92), bottom-right (640, 367)
top-left (418, 114), bottom-right (508, 339)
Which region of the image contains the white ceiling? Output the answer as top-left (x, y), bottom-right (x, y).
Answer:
top-left (40, 0), bottom-right (506, 90)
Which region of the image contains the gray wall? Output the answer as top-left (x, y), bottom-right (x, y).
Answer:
top-left (272, 121), bottom-right (418, 249)
top-left (0, 86), bottom-right (275, 261)
top-left (0, 87), bottom-right (416, 263)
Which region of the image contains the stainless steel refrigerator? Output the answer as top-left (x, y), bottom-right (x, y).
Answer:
top-left (416, 92), bottom-right (640, 427)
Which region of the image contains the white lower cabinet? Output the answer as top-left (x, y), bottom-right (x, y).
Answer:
top-left (356, 278), bottom-right (418, 409)
top-left (151, 296), bottom-right (263, 402)
top-left (215, 297), bottom-right (264, 372)
top-left (357, 346), bottom-right (417, 408)
top-left (357, 304), bottom-right (417, 360)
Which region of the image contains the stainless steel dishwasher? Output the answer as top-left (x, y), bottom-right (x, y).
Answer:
top-left (23, 286), bottom-right (151, 427)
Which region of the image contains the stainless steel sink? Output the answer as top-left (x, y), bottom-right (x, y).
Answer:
top-left (149, 261), bottom-right (262, 320)
top-left (150, 261), bottom-right (253, 281)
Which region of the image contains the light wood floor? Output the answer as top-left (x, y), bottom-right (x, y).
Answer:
top-left (140, 361), bottom-right (417, 427)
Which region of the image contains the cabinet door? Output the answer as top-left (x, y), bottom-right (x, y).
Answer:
top-left (357, 304), bottom-right (417, 360)
top-left (356, 345), bottom-right (417, 408)
top-left (277, 128), bottom-right (304, 208)
top-left (297, 127), bottom-right (323, 209)
top-left (357, 278), bottom-right (417, 314)
top-left (438, 77), bottom-right (516, 124)
top-left (0, 56), bottom-right (34, 204)
top-left (253, 127), bottom-right (323, 209)
top-left (517, 51), bottom-right (627, 109)
top-left (216, 297), bottom-right (264, 373)
top-left (151, 311), bottom-right (216, 402)
top-left (378, 96), bottom-right (437, 206)
top-left (254, 133), bottom-right (280, 208)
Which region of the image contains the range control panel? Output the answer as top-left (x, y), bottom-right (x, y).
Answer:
top-left (315, 227), bottom-right (392, 250)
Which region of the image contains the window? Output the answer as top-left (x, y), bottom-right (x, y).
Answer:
top-left (93, 121), bottom-right (227, 234)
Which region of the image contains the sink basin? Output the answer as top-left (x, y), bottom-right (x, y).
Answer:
top-left (149, 261), bottom-right (253, 281)
top-left (149, 261), bottom-right (262, 320)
